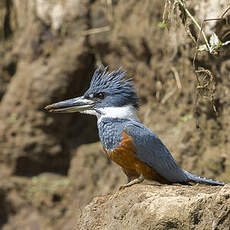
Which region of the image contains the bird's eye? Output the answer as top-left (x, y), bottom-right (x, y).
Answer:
top-left (94, 92), bottom-right (105, 99)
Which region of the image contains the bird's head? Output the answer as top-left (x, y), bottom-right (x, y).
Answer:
top-left (45, 66), bottom-right (139, 120)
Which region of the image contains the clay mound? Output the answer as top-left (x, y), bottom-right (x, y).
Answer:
top-left (77, 184), bottom-right (230, 230)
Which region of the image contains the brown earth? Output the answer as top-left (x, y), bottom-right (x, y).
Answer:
top-left (0, 0), bottom-right (230, 229)
top-left (77, 184), bottom-right (230, 230)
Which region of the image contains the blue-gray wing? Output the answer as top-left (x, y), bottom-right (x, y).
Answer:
top-left (124, 122), bottom-right (188, 183)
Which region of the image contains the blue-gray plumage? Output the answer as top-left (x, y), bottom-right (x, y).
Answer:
top-left (84, 66), bottom-right (139, 109)
top-left (45, 66), bottom-right (225, 187)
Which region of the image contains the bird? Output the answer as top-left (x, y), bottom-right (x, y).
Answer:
top-left (45, 66), bottom-right (224, 188)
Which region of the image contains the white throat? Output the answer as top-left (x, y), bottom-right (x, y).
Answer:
top-left (81, 105), bottom-right (139, 123)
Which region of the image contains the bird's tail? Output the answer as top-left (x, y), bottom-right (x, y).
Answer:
top-left (183, 170), bottom-right (224, 186)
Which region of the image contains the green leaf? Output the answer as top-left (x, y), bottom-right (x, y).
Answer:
top-left (157, 22), bottom-right (167, 29)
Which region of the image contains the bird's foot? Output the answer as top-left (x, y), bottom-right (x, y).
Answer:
top-left (119, 174), bottom-right (144, 190)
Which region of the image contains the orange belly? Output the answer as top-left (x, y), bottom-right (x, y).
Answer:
top-left (103, 131), bottom-right (169, 184)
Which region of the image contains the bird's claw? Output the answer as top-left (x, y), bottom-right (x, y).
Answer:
top-left (119, 174), bottom-right (144, 190)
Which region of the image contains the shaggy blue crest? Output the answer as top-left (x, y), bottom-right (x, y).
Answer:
top-left (84, 66), bottom-right (139, 109)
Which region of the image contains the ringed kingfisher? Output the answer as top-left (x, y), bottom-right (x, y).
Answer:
top-left (45, 66), bottom-right (224, 188)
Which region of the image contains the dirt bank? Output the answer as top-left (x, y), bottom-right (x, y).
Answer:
top-left (0, 0), bottom-right (229, 229)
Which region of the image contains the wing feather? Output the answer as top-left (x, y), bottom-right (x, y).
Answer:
top-left (124, 123), bottom-right (188, 183)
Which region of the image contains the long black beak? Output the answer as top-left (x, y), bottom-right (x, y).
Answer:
top-left (44, 96), bottom-right (95, 113)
